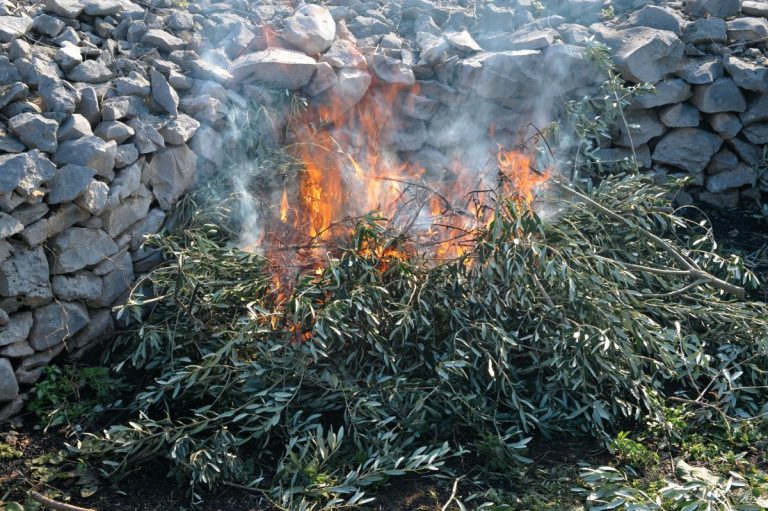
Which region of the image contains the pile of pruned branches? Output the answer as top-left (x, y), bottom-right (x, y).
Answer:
top-left (68, 170), bottom-right (768, 509)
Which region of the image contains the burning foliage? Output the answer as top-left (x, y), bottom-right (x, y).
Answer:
top-left (69, 170), bottom-right (768, 509)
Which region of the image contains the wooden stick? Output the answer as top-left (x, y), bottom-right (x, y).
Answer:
top-left (30, 491), bottom-right (97, 511)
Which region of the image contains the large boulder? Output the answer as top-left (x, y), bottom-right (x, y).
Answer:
top-left (724, 56), bottom-right (768, 92)
top-left (692, 78), bottom-right (746, 113)
top-left (230, 49), bottom-right (316, 89)
top-left (683, 0), bottom-right (741, 18)
top-left (652, 128), bottom-right (723, 173)
top-left (147, 144), bottom-right (198, 210)
top-left (49, 227), bottom-right (119, 274)
top-left (28, 301), bottom-right (89, 350)
top-left (455, 50), bottom-right (541, 99)
top-left (282, 4), bottom-right (336, 55)
top-left (8, 113), bottom-right (59, 153)
top-left (0, 244), bottom-right (53, 306)
top-left (594, 26), bottom-right (684, 83)
top-left (46, 164), bottom-right (96, 204)
top-left (54, 136), bottom-right (117, 177)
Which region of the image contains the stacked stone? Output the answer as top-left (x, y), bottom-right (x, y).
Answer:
top-left (0, 0), bottom-right (221, 418)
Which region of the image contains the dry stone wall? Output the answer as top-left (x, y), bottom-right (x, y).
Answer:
top-left (1, 0), bottom-right (768, 418)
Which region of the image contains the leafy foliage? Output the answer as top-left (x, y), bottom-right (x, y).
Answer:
top-left (28, 366), bottom-right (124, 431)
top-left (65, 172), bottom-right (768, 509)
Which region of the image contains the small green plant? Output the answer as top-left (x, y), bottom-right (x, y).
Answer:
top-left (0, 442), bottom-right (22, 461)
top-left (28, 365), bottom-right (123, 431)
top-left (600, 6), bottom-right (616, 19)
top-left (610, 432), bottom-right (660, 469)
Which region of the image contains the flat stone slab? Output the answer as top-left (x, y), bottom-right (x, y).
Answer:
top-left (230, 48), bottom-right (316, 89)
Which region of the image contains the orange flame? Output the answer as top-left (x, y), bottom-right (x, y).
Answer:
top-left (251, 80), bottom-right (551, 288)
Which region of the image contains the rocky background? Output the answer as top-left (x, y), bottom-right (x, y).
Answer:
top-left (1, 0), bottom-right (767, 418)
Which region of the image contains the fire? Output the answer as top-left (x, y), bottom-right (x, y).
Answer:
top-left (250, 80), bottom-right (551, 286)
top-left (496, 148), bottom-right (550, 206)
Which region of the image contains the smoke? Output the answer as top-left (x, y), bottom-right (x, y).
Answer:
top-left (192, 0), bottom-right (613, 262)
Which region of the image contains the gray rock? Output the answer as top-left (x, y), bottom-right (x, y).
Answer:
top-left (0, 15), bottom-right (32, 43)
top-left (742, 1), bottom-right (768, 16)
top-left (484, 28), bottom-right (558, 51)
top-left (0, 244), bottom-right (53, 306)
top-left (51, 271), bottom-right (102, 300)
top-left (706, 164), bottom-right (756, 193)
top-left (659, 103), bottom-right (700, 128)
top-left (400, 93), bottom-right (440, 121)
top-left (9, 39), bottom-right (31, 61)
top-left (89, 249), bottom-right (132, 307)
top-left (50, 227), bottom-right (118, 273)
top-left (52, 26), bottom-right (79, 45)
top-left (54, 42), bottom-right (82, 71)
top-left (305, 62), bottom-right (337, 96)
top-left (20, 203), bottom-right (89, 247)
top-left (634, 81), bottom-right (694, 110)
top-left (108, 161), bottom-right (140, 201)
top-left (320, 39), bottom-right (367, 69)
top-left (38, 75), bottom-right (80, 114)
top-left (77, 87), bottom-right (100, 126)
top-left (101, 194), bottom-right (151, 236)
top-left (54, 136), bottom-right (116, 177)
top-left (627, 5), bottom-right (681, 34)
top-left (0, 212), bottom-right (22, 239)
top-left (45, 0), bottom-right (83, 18)
top-left (692, 78), bottom-right (746, 113)
top-left (126, 116), bottom-right (165, 153)
top-left (150, 68), bottom-right (179, 115)
top-left (700, 190), bottom-right (739, 209)
top-left (94, 120), bottom-right (134, 143)
top-left (0, 358), bottom-right (18, 402)
top-left (67, 59), bottom-right (113, 83)
top-left (741, 94), bottom-right (768, 125)
top-left (652, 128), bottom-right (723, 173)
top-left (32, 14), bottom-right (65, 38)
top-left (114, 72), bottom-right (150, 97)
top-left (142, 29), bottom-right (186, 52)
top-left (57, 113), bottom-right (93, 141)
top-left (82, 0), bottom-right (122, 15)
top-left (0, 150), bottom-right (56, 195)
top-left (596, 26), bottom-right (684, 83)
top-left (12, 203), bottom-right (48, 226)
top-left (728, 137), bottom-right (761, 164)
top-left (158, 113), bottom-right (199, 145)
top-left (743, 123), bottom-right (768, 145)
top-left (126, 207), bottom-right (165, 251)
top-left (46, 164), bottom-right (95, 204)
top-left (308, 66), bottom-right (368, 113)
top-left (683, 0), bottom-right (741, 18)
top-left (188, 123), bottom-right (222, 165)
top-left (147, 144), bottom-right (197, 210)
top-left (230, 49), bottom-right (316, 89)
top-left (368, 53), bottom-right (415, 85)
top-left (455, 50), bottom-right (541, 100)
top-left (0, 129), bottom-right (25, 153)
top-left (114, 143), bottom-right (139, 167)
top-left (617, 109), bottom-right (666, 146)
top-left (0, 82), bottom-right (28, 110)
top-left (76, 179), bottom-right (108, 214)
top-left (707, 149), bottom-right (740, 174)
top-left (0, 56), bottom-right (22, 85)
top-left (0, 239), bottom-right (12, 264)
top-left (0, 311), bottom-right (32, 347)
top-left (8, 113), bottom-right (59, 153)
top-left (69, 308), bottom-right (113, 351)
top-left (709, 113), bottom-right (743, 139)
top-left (0, 341), bottom-right (33, 358)
top-left (676, 56), bottom-right (723, 84)
top-left (682, 17), bottom-right (727, 44)
top-left (724, 56), bottom-right (768, 92)
top-left (727, 18), bottom-right (768, 42)
top-left (283, 4), bottom-right (336, 55)
top-left (29, 301), bottom-right (89, 350)
top-left (101, 95), bottom-right (149, 121)
top-left (166, 11), bottom-right (194, 30)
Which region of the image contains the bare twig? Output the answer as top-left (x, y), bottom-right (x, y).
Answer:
top-left (30, 492), bottom-right (96, 511)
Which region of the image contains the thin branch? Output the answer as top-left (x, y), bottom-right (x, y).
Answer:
top-left (30, 492), bottom-right (96, 511)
